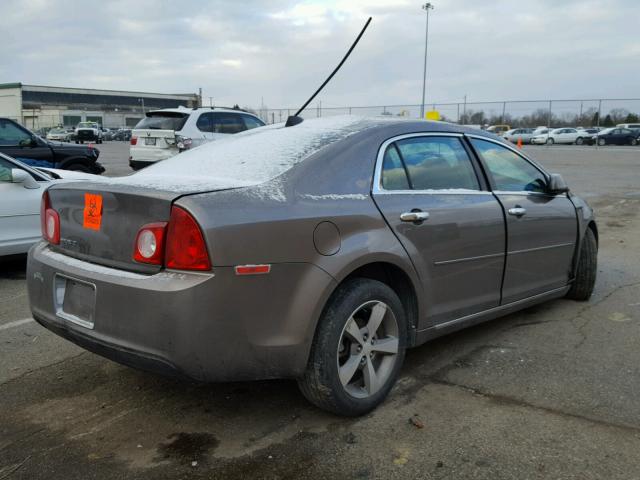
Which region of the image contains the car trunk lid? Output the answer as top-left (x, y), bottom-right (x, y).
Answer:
top-left (47, 182), bottom-right (181, 274)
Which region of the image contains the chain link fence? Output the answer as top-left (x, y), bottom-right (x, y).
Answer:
top-left (257, 99), bottom-right (640, 128)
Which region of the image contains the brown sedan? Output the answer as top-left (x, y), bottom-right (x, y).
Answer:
top-left (27, 116), bottom-right (597, 415)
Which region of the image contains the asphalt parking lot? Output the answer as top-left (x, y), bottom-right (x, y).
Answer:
top-left (2, 142), bottom-right (640, 479)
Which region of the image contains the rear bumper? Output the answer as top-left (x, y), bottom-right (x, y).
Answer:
top-left (129, 159), bottom-right (155, 170)
top-left (92, 161), bottom-right (105, 174)
top-left (129, 146), bottom-right (177, 166)
top-left (27, 243), bottom-right (336, 382)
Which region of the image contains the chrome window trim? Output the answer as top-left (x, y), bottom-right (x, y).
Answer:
top-left (372, 132), bottom-right (489, 195)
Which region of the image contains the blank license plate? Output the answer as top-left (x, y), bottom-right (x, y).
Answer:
top-left (145, 137), bottom-right (156, 146)
top-left (54, 275), bottom-right (96, 329)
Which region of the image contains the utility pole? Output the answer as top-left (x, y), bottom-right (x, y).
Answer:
top-left (462, 94), bottom-right (467, 125)
top-left (420, 3), bottom-right (434, 119)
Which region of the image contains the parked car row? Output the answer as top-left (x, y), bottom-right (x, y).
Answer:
top-left (502, 124), bottom-right (639, 146)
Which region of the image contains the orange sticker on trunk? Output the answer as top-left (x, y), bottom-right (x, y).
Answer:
top-left (83, 193), bottom-right (103, 230)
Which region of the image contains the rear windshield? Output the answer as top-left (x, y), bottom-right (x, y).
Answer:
top-left (114, 116), bottom-right (379, 193)
top-left (135, 112), bottom-right (189, 131)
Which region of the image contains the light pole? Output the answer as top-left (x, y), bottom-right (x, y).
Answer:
top-left (420, 2), bottom-right (434, 119)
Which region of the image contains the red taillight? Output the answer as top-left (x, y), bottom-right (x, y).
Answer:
top-left (130, 136), bottom-right (138, 146)
top-left (131, 206), bottom-right (210, 270)
top-left (41, 191), bottom-right (60, 244)
top-left (133, 222), bottom-right (167, 265)
top-left (165, 206), bottom-right (211, 271)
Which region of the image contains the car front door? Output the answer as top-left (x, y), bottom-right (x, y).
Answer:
top-left (469, 137), bottom-right (577, 304)
top-left (0, 156), bottom-right (47, 255)
top-left (372, 134), bottom-right (506, 327)
top-left (0, 119), bottom-right (54, 167)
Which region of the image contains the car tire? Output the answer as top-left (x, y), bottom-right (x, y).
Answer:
top-left (630, 138), bottom-right (638, 146)
top-left (298, 278), bottom-right (407, 416)
top-left (575, 137), bottom-right (584, 145)
top-left (546, 138), bottom-right (554, 145)
top-left (566, 228), bottom-right (597, 301)
top-left (598, 138), bottom-right (606, 146)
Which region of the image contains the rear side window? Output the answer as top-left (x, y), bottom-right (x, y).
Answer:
top-left (471, 138), bottom-right (547, 193)
top-left (387, 136), bottom-right (480, 191)
top-left (135, 112), bottom-right (188, 131)
top-left (381, 146), bottom-right (410, 190)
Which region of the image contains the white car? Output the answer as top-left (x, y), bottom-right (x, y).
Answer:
top-left (46, 128), bottom-right (71, 142)
top-left (503, 128), bottom-right (535, 144)
top-left (531, 128), bottom-right (583, 145)
top-left (0, 153), bottom-right (104, 256)
top-left (129, 106), bottom-right (266, 170)
top-left (616, 123), bottom-right (640, 130)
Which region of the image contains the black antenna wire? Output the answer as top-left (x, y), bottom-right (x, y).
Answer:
top-left (285, 17), bottom-right (372, 126)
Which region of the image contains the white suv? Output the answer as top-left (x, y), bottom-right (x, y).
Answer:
top-left (129, 106), bottom-right (265, 170)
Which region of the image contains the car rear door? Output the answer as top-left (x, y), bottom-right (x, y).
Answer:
top-left (469, 137), bottom-right (577, 304)
top-left (564, 129), bottom-right (579, 144)
top-left (372, 134), bottom-right (506, 327)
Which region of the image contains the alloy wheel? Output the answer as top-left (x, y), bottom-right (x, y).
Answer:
top-left (336, 300), bottom-right (399, 399)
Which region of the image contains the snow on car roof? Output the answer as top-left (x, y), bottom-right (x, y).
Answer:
top-left (111, 115), bottom-right (386, 193)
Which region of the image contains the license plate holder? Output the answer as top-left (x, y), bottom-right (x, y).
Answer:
top-left (54, 274), bottom-right (96, 329)
top-left (144, 137), bottom-right (156, 146)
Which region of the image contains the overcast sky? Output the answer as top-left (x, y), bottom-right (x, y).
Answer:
top-left (2, 0), bottom-right (639, 110)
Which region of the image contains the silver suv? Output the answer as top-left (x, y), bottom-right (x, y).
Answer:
top-left (129, 106), bottom-right (265, 170)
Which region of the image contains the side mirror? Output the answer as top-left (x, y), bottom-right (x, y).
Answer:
top-left (11, 169), bottom-right (40, 189)
top-left (547, 173), bottom-right (569, 195)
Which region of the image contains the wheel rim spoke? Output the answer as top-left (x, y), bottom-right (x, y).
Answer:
top-left (362, 357), bottom-right (379, 395)
top-left (371, 337), bottom-right (398, 355)
top-left (366, 303), bottom-right (387, 336)
top-left (344, 317), bottom-right (364, 345)
top-left (339, 354), bottom-right (362, 386)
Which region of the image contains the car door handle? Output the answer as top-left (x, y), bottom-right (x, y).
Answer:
top-left (400, 211), bottom-right (429, 222)
top-left (508, 207), bottom-right (527, 217)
